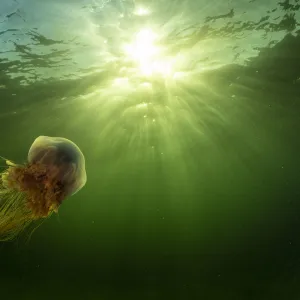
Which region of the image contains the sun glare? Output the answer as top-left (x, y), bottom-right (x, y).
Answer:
top-left (134, 6), bottom-right (151, 16)
top-left (123, 28), bottom-right (173, 77)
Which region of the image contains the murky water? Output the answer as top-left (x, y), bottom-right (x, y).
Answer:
top-left (1, 0), bottom-right (300, 299)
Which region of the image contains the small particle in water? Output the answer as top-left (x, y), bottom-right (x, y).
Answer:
top-left (152, 119), bottom-right (156, 122)
top-left (143, 115), bottom-right (147, 118)
top-left (231, 95), bottom-right (236, 98)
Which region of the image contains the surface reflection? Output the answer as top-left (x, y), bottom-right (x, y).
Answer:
top-left (0, 0), bottom-right (299, 84)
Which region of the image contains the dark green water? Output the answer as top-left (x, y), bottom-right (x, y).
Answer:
top-left (1, 0), bottom-right (300, 299)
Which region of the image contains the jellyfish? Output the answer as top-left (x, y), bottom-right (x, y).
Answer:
top-left (0, 136), bottom-right (86, 241)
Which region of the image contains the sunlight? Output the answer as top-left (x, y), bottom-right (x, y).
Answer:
top-left (124, 29), bottom-right (158, 61)
top-left (123, 28), bottom-right (173, 77)
top-left (113, 77), bottom-right (129, 86)
top-left (134, 6), bottom-right (151, 16)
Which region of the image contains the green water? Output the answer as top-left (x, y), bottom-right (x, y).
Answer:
top-left (1, 0), bottom-right (300, 299)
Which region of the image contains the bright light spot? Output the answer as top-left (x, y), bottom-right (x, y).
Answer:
top-left (152, 60), bottom-right (172, 76)
top-left (123, 28), bottom-right (173, 77)
top-left (124, 29), bottom-right (158, 61)
top-left (134, 7), bottom-right (150, 16)
top-left (136, 102), bottom-right (148, 109)
top-left (173, 72), bottom-right (187, 80)
top-left (140, 82), bottom-right (152, 88)
top-left (113, 77), bottom-right (129, 86)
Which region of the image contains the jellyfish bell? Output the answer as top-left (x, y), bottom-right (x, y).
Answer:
top-left (28, 136), bottom-right (87, 197)
top-left (0, 136), bottom-right (86, 241)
